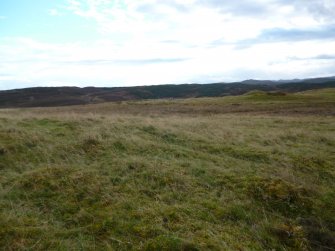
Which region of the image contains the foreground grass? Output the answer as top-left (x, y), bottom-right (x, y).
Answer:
top-left (0, 89), bottom-right (335, 250)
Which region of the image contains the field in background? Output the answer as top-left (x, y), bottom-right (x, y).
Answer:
top-left (1, 89), bottom-right (335, 250)
top-left (1, 78), bottom-right (335, 108)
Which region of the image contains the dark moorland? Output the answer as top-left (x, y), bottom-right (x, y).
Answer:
top-left (1, 77), bottom-right (335, 108)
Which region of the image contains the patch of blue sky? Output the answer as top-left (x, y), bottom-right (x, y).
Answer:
top-left (0, 0), bottom-right (98, 43)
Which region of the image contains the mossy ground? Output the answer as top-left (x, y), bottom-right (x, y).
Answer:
top-left (1, 89), bottom-right (335, 250)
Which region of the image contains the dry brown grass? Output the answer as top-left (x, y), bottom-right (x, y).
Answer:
top-left (0, 89), bottom-right (334, 250)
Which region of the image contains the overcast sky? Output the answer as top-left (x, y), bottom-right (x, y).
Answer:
top-left (0, 0), bottom-right (335, 90)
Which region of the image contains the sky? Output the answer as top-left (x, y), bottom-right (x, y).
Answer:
top-left (0, 0), bottom-right (335, 90)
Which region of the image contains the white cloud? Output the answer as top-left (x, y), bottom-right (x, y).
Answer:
top-left (48, 9), bottom-right (62, 16)
top-left (1, 35), bottom-right (334, 90)
top-left (0, 0), bottom-right (334, 89)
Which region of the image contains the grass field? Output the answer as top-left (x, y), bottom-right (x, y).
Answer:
top-left (1, 89), bottom-right (335, 250)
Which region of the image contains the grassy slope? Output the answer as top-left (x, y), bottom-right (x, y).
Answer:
top-left (0, 89), bottom-right (335, 250)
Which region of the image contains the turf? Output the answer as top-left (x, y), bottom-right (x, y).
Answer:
top-left (0, 89), bottom-right (335, 250)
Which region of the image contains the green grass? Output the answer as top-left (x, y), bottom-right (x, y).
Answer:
top-left (0, 89), bottom-right (335, 250)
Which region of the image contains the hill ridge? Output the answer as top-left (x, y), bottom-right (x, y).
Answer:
top-left (1, 77), bottom-right (335, 108)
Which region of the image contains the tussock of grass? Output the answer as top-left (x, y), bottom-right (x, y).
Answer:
top-left (248, 177), bottom-right (313, 216)
top-left (0, 88), bottom-right (335, 250)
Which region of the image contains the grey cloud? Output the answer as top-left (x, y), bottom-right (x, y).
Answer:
top-left (234, 25), bottom-right (335, 48)
top-left (0, 73), bottom-right (13, 77)
top-left (313, 54), bottom-right (335, 60)
top-left (206, 25), bottom-right (335, 49)
top-left (197, 0), bottom-right (270, 16)
top-left (197, 0), bottom-right (335, 20)
top-left (61, 58), bottom-right (189, 65)
top-left (136, 0), bottom-right (189, 16)
top-left (136, 0), bottom-right (270, 19)
top-left (132, 2), bottom-right (191, 25)
top-left (147, 0), bottom-right (330, 25)
top-left (258, 26), bottom-right (335, 42)
top-left (207, 38), bottom-right (227, 48)
top-left (289, 54), bottom-right (335, 61)
top-left (276, 0), bottom-right (335, 21)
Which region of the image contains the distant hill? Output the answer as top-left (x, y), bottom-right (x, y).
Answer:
top-left (1, 77), bottom-right (335, 108)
